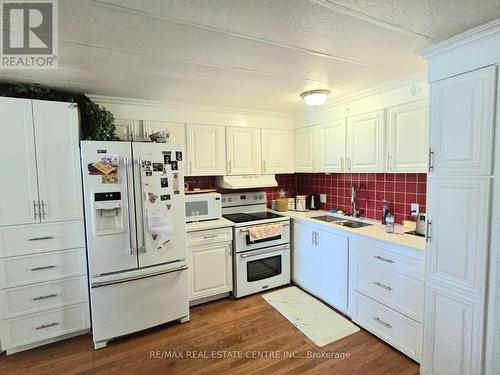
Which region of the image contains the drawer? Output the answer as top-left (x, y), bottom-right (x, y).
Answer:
top-left (0, 221), bottom-right (85, 258)
top-left (0, 276), bottom-right (89, 319)
top-left (187, 227), bottom-right (233, 247)
top-left (352, 260), bottom-right (424, 321)
top-left (0, 248), bottom-right (87, 288)
top-left (1, 303), bottom-right (90, 350)
top-left (353, 241), bottom-right (424, 280)
top-left (352, 291), bottom-right (422, 362)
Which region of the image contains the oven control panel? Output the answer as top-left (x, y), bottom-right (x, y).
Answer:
top-left (221, 191), bottom-right (266, 207)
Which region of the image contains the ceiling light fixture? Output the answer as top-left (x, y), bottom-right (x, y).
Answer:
top-left (300, 89), bottom-right (331, 107)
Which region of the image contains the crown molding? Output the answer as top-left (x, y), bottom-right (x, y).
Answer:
top-left (298, 70), bottom-right (427, 116)
top-left (418, 17), bottom-right (500, 59)
top-left (87, 95), bottom-right (293, 120)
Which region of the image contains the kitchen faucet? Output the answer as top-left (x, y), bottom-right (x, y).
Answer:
top-left (351, 185), bottom-right (360, 218)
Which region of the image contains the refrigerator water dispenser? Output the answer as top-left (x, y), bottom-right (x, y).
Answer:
top-left (93, 192), bottom-right (124, 235)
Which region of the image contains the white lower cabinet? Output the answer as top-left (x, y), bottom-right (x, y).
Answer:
top-left (0, 223), bottom-right (89, 354)
top-left (187, 227), bottom-right (233, 303)
top-left (351, 291), bottom-right (422, 360)
top-left (292, 221), bottom-right (348, 313)
top-left (422, 283), bottom-right (483, 375)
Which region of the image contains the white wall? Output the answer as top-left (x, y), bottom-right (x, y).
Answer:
top-left (293, 72), bottom-right (428, 127)
top-left (89, 96), bottom-right (294, 130)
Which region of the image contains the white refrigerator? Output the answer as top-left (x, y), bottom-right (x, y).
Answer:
top-left (81, 141), bottom-right (189, 349)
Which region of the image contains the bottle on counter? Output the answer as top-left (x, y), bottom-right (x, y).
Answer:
top-left (381, 200), bottom-right (389, 224)
top-left (385, 212), bottom-right (395, 233)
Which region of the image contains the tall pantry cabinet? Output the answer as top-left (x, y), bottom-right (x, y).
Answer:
top-left (420, 23), bottom-right (500, 375)
top-left (0, 97), bottom-right (89, 354)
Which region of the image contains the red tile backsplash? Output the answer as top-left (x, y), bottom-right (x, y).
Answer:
top-left (184, 172), bottom-right (427, 225)
top-left (295, 172), bottom-right (427, 224)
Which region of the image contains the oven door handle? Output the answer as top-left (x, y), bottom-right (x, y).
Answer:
top-left (240, 245), bottom-right (289, 258)
top-left (239, 222), bottom-right (290, 232)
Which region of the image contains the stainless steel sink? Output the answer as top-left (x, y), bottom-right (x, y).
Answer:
top-left (311, 215), bottom-right (373, 228)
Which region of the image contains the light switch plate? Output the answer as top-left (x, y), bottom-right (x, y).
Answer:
top-left (411, 203), bottom-right (419, 215)
top-left (320, 194), bottom-right (327, 203)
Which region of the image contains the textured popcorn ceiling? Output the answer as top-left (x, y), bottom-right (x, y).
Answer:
top-left (1, 0), bottom-right (499, 112)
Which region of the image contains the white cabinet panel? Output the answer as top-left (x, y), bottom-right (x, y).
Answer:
top-left (347, 110), bottom-right (385, 172)
top-left (388, 100), bottom-right (429, 172)
top-left (295, 127), bottom-right (316, 172)
top-left (188, 242), bottom-right (232, 300)
top-left (426, 176), bottom-right (490, 298)
top-left (429, 66), bottom-right (495, 175)
top-left (292, 222), bottom-right (348, 312)
top-left (352, 291), bottom-right (422, 362)
top-left (32, 101), bottom-right (83, 222)
top-left (316, 229), bottom-right (348, 312)
top-left (261, 129), bottom-right (294, 174)
top-left (317, 120), bottom-right (346, 172)
top-left (226, 127), bottom-right (261, 175)
top-left (0, 97), bottom-right (39, 226)
top-left (186, 124), bottom-right (225, 176)
top-left (423, 285), bottom-right (483, 375)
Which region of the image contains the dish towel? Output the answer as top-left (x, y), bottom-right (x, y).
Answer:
top-left (248, 223), bottom-right (283, 242)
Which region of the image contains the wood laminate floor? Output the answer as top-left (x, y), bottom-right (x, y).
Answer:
top-left (0, 293), bottom-right (420, 375)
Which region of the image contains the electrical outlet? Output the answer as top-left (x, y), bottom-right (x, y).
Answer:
top-left (411, 203), bottom-right (419, 215)
top-left (320, 194), bottom-right (327, 203)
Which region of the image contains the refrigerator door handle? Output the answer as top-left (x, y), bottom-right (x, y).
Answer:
top-left (91, 265), bottom-right (188, 288)
top-left (137, 157), bottom-right (147, 253)
top-left (123, 157), bottom-right (135, 256)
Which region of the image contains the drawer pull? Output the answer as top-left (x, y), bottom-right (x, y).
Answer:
top-left (28, 236), bottom-right (54, 241)
top-left (35, 322), bottom-right (59, 330)
top-left (33, 293), bottom-right (58, 301)
top-left (372, 316), bottom-right (392, 329)
top-left (30, 265), bottom-right (56, 271)
top-left (203, 234), bottom-right (218, 239)
top-left (373, 255), bottom-right (394, 263)
top-left (373, 281), bottom-right (393, 291)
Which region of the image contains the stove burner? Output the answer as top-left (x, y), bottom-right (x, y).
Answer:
top-left (223, 211), bottom-right (284, 224)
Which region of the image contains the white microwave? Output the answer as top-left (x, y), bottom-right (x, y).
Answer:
top-left (185, 192), bottom-right (222, 222)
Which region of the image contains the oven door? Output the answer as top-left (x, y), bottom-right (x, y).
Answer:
top-left (235, 221), bottom-right (290, 251)
top-left (234, 244), bottom-right (290, 298)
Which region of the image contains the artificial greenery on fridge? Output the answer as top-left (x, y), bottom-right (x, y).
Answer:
top-left (0, 82), bottom-right (120, 141)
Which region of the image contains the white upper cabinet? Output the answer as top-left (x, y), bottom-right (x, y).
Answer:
top-left (295, 127), bottom-right (316, 172)
top-left (0, 97), bottom-right (39, 226)
top-left (429, 66), bottom-right (495, 175)
top-left (346, 110), bottom-right (385, 172)
top-left (426, 176), bottom-right (490, 299)
top-left (226, 127), bottom-right (261, 175)
top-left (32, 101), bottom-right (83, 223)
top-left (186, 124), bottom-right (225, 176)
top-left (261, 129), bottom-right (294, 174)
top-left (388, 100), bottom-right (429, 172)
top-left (317, 119), bottom-right (347, 172)
top-left (114, 119), bottom-right (134, 141)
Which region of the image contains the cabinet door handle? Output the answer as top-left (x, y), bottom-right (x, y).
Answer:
top-left (35, 322), bottom-right (59, 330)
top-left (347, 157), bottom-right (351, 171)
top-left (263, 160), bottom-right (267, 173)
top-left (189, 160), bottom-right (193, 174)
top-left (33, 200), bottom-right (39, 220)
top-left (315, 231), bottom-right (319, 246)
top-left (373, 255), bottom-right (394, 264)
top-left (33, 293), bottom-right (58, 301)
top-left (340, 157), bottom-right (344, 171)
top-left (373, 281), bottom-right (393, 291)
top-left (40, 200), bottom-right (47, 219)
top-left (28, 236), bottom-right (54, 241)
top-left (228, 160), bottom-right (232, 173)
top-left (30, 265), bottom-right (56, 271)
top-left (426, 220), bottom-right (432, 242)
top-left (372, 317), bottom-right (392, 329)
top-left (387, 154), bottom-right (392, 170)
top-left (203, 234), bottom-right (218, 239)
top-left (428, 148), bottom-right (434, 172)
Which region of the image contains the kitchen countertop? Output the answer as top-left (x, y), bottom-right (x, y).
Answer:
top-left (186, 217), bottom-right (234, 232)
top-left (269, 209), bottom-right (426, 251)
